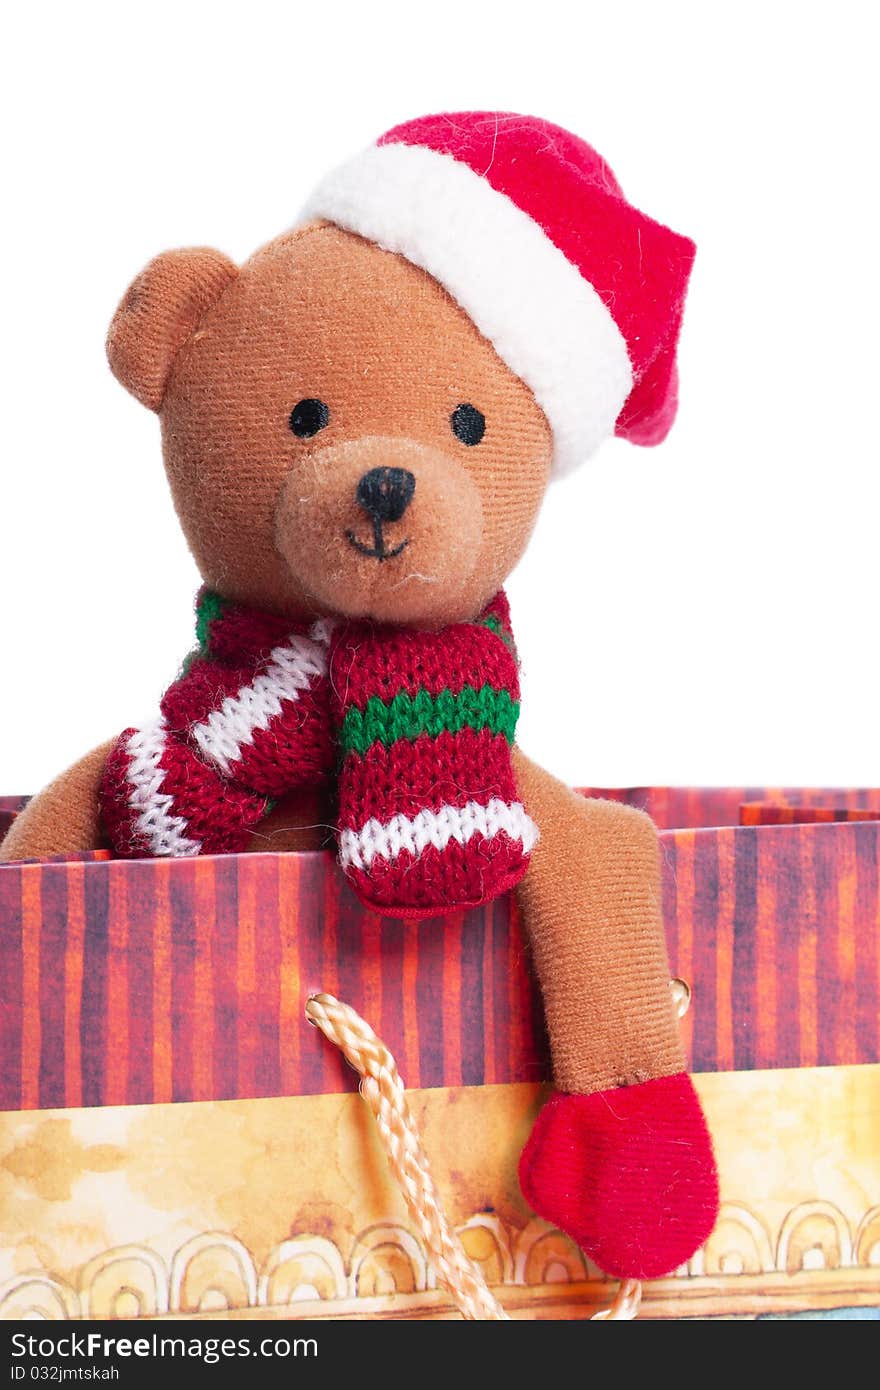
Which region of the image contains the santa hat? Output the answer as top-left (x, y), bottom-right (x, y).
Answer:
top-left (301, 111), bottom-right (695, 477)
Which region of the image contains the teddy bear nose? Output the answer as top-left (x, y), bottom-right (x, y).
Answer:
top-left (355, 467), bottom-right (416, 524)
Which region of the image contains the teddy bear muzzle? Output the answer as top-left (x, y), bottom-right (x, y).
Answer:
top-left (274, 435), bottom-right (484, 624)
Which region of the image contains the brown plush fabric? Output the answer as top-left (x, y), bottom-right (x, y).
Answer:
top-left (513, 749), bottom-right (685, 1093)
top-left (274, 435), bottom-right (485, 627)
top-left (0, 742), bottom-right (113, 861)
top-left (155, 224), bottom-right (553, 628)
top-left (107, 249), bottom-right (238, 412)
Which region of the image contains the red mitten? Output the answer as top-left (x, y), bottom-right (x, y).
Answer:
top-left (518, 1073), bottom-right (719, 1280)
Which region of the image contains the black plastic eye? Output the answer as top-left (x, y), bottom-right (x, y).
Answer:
top-left (289, 398), bottom-right (330, 438)
top-left (450, 403), bottom-right (486, 446)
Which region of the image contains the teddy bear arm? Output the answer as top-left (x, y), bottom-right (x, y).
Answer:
top-left (0, 741), bottom-right (114, 862)
top-left (511, 746), bottom-right (685, 1093)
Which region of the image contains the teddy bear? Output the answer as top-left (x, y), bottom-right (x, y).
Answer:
top-left (0, 111), bottom-right (719, 1281)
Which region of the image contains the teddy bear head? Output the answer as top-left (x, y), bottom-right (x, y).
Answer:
top-left (105, 113), bottom-right (694, 628)
top-left (107, 222), bottom-right (552, 627)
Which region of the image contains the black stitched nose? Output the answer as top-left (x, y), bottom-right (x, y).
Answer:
top-left (355, 467), bottom-right (415, 524)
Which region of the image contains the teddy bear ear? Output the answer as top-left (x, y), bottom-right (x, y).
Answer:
top-left (106, 247), bottom-right (238, 411)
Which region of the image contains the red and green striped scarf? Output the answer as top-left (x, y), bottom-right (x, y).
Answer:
top-left (99, 590), bottom-right (537, 917)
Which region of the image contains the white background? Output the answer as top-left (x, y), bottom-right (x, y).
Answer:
top-left (2, 1), bottom-right (878, 794)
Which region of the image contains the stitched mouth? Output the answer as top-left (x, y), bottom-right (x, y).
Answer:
top-left (345, 520), bottom-right (410, 562)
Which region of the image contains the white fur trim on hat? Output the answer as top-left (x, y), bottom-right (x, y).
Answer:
top-left (300, 142), bottom-right (633, 476)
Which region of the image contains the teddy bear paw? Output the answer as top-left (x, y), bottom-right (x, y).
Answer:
top-left (518, 1073), bottom-right (719, 1280)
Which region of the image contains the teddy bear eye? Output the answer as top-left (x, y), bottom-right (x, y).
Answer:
top-left (289, 398), bottom-right (330, 438)
top-left (450, 403), bottom-right (485, 446)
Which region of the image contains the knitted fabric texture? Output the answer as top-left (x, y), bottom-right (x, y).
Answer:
top-left (518, 1073), bottom-right (720, 1279)
top-left (99, 591), bottom-right (537, 917)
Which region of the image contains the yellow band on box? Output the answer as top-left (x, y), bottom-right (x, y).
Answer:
top-left (2, 1064), bottom-right (878, 1321)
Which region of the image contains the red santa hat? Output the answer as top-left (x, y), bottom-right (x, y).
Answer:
top-left (301, 111), bottom-right (695, 477)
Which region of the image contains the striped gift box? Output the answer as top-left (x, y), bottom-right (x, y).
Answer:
top-left (1, 787), bottom-right (879, 1323)
top-left (1, 787), bottom-right (878, 1112)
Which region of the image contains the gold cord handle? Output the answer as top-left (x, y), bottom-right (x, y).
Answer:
top-left (306, 991), bottom-right (645, 1321)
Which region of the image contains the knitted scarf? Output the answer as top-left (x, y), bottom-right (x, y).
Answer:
top-left (99, 590), bottom-right (538, 918)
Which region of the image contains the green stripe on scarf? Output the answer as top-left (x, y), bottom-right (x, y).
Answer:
top-left (478, 613), bottom-right (516, 652)
top-left (180, 591), bottom-right (229, 677)
top-left (340, 684), bottom-right (519, 755)
top-left (195, 590), bottom-right (229, 652)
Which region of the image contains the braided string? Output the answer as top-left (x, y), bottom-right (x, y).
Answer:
top-left (306, 991), bottom-right (508, 1320)
top-left (305, 990), bottom-right (696, 1322)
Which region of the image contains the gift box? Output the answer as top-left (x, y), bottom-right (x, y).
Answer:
top-left (0, 788), bottom-right (878, 1320)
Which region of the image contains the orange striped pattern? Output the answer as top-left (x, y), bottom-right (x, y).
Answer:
top-left (587, 787), bottom-right (880, 829)
top-left (152, 860), bottom-right (173, 1104)
top-left (19, 870), bottom-right (41, 1110)
top-left (1, 789), bottom-right (878, 1111)
top-left (740, 803), bottom-right (880, 826)
top-left (63, 862), bottom-right (85, 1108)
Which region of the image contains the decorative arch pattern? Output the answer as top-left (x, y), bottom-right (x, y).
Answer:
top-left (1, 1198), bottom-right (877, 1320)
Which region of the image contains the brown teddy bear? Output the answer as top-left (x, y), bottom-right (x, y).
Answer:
top-left (0, 112), bottom-right (719, 1280)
